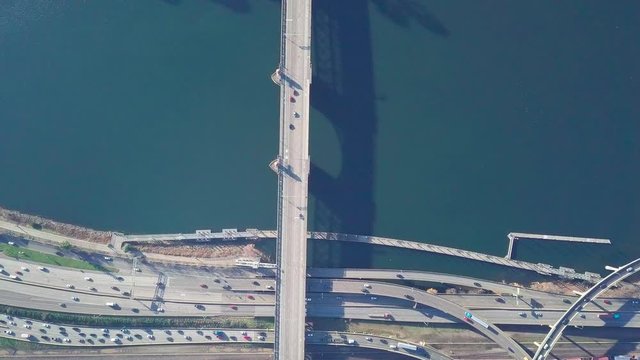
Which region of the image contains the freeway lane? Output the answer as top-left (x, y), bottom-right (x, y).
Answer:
top-left (4, 278), bottom-right (639, 328)
top-left (0, 315), bottom-right (445, 360)
top-left (310, 268), bottom-right (555, 299)
top-left (4, 257), bottom-right (631, 310)
top-left (2, 257), bottom-right (640, 328)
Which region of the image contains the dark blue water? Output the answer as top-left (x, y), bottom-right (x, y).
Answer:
top-left (1, 0), bottom-right (638, 282)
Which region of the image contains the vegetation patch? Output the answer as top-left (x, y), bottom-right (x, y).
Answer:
top-left (0, 244), bottom-right (113, 272)
top-left (0, 304), bottom-right (274, 330)
top-left (0, 336), bottom-right (56, 350)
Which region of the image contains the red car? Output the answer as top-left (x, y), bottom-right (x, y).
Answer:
top-left (200, 284), bottom-right (208, 289)
top-left (247, 295), bottom-right (255, 300)
top-left (243, 335), bottom-right (251, 341)
top-left (229, 305), bottom-right (238, 310)
top-left (603, 299), bottom-right (612, 305)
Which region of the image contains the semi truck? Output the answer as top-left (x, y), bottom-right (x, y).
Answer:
top-left (367, 313), bottom-right (391, 319)
top-left (397, 342), bottom-right (418, 351)
top-left (464, 311), bottom-right (489, 328)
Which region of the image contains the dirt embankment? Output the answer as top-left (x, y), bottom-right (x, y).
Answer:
top-left (0, 206), bottom-right (111, 244)
top-left (529, 278), bottom-right (640, 297)
top-left (137, 242), bottom-right (269, 261)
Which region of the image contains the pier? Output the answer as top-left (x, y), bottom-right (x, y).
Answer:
top-left (506, 232), bottom-right (611, 259)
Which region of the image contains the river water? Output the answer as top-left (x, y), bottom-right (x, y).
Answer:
top-left (1, 0), bottom-right (638, 282)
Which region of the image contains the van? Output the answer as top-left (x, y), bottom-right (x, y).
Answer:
top-left (20, 333), bottom-right (30, 339)
top-left (106, 302), bottom-right (117, 307)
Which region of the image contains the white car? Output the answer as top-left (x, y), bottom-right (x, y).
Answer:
top-left (147, 334), bottom-right (155, 340)
top-left (20, 266), bottom-right (28, 271)
top-left (63, 338), bottom-right (71, 343)
top-left (66, 284), bottom-right (74, 289)
top-left (38, 266), bottom-right (47, 271)
top-left (43, 323), bottom-right (50, 328)
top-left (71, 296), bottom-right (79, 301)
top-left (134, 267), bottom-right (141, 272)
top-left (7, 241), bottom-right (15, 246)
top-left (84, 277), bottom-right (93, 281)
top-left (4, 330), bottom-right (14, 335)
top-left (23, 324), bottom-right (31, 329)
top-left (103, 256), bottom-right (112, 261)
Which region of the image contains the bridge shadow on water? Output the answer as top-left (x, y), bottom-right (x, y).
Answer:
top-left (307, 0), bottom-right (377, 269)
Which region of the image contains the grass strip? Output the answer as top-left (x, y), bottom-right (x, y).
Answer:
top-left (0, 244), bottom-right (113, 272)
top-left (0, 304), bottom-right (274, 330)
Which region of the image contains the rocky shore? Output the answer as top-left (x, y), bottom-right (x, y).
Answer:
top-left (0, 205), bottom-right (270, 262)
top-left (0, 206), bottom-right (111, 244)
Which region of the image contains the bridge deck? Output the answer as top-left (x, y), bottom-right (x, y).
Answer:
top-left (273, 0), bottom-right (313, 358)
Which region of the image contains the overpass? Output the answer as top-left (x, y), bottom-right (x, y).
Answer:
top-left (308, 279), bottom-right (532, 360)
top-left (271, 0), bottom-right (313, 357)
top-left (119, 230), bottom-right (602, 282)
top-left (533, 257), bottom-right (640, 360)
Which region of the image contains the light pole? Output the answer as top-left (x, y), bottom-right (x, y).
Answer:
top-left (131, 257), bottom-right (138, 299)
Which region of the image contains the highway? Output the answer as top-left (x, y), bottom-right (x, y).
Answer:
top-left (310, 268), bottom-right (558, 299)
top-left (534, 257), bottom-right (640, 360)
top-left (0, 315), bottom-right (444, 360)
top-left (272, 0), bottom-right (312, 357)
top-left (2, 257), bottom-right (640, 329)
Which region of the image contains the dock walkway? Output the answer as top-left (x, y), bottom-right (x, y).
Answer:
top-left (121, 229), bottom-right (602, 282)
